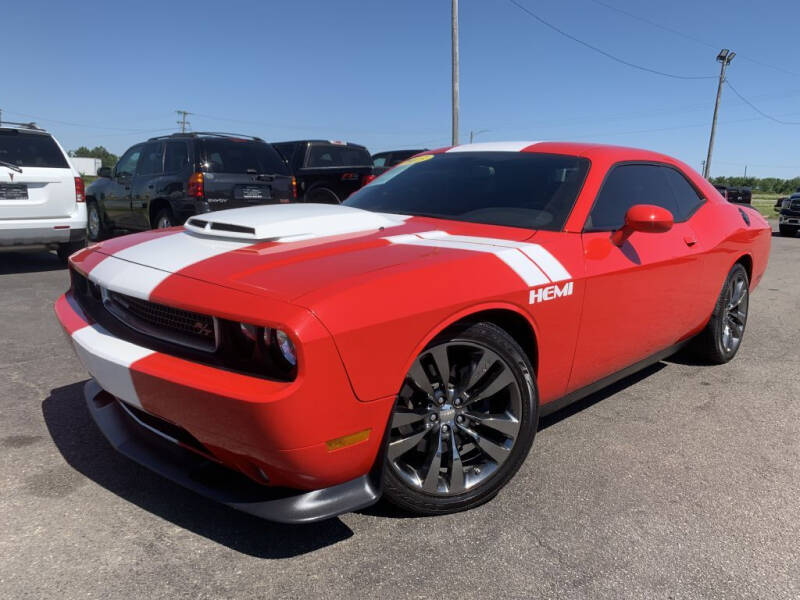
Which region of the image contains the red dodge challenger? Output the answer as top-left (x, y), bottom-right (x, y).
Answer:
top-left (55, 141), bottom-right (770, 522)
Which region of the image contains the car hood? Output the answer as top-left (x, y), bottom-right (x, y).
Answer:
top-left (89, 203), bottom-right (540, 305)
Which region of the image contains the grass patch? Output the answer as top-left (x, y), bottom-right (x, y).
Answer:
top-left (751, 193), bottom-right (780, 219)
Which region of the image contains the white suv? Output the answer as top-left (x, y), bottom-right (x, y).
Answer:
top-left (0, 123), bottom-right (87, 262)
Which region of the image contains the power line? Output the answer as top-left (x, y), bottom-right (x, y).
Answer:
top-left (587, 0), bottom-right (800, 79)
top-left (2, 109), bottom-right (169, 132)
top-left (724, 79), bottom-right (800, 125)
top-left (506, 0), bottom-right (716, 80)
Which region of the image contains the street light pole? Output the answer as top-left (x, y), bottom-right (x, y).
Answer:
top-left (703, 49), bottom-right (735, 179)
top-left (470, 129), bottom-right (489, 143)
top-left (451, 0), bottom-right (460, 146)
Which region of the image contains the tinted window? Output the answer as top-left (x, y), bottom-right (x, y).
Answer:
top-left (115, 145), bottom-right (142, 177)
top-left (372, 154), bottom-right (388, 167)
top-left (661, 167), bottom-right (704, 220)
top-left (586, 164), bottom-right (679, 231)
top-left (345, 152), bottom-right (590, 231)
top-left (306, 144), bottom-right (372, 168)
top-left (136, 142), bottom-right (163, 175)
top-left (164, 141), bottom-right (189, 173)
top-left (202, 140), bottom-right (288, 175)
top-left (0, 130), bottom-right (68, 168)
top-left (272, 142), bottom-right (296, 165)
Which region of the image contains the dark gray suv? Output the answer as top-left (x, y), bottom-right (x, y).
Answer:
top-left (85, 132), bottom-right (294, 241)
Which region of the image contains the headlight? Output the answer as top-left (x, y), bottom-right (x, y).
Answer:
top-left (271, 329), bottom-right (297, 367)
top-left (221, 321), bottom-right (298, 380)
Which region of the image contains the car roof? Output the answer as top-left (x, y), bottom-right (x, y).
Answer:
top-left (428, 141), bottom-right (685, 164)
top-left (147, 132), bottom-right (265, 142)
top-left (0, 122), bottom-right (50, 136)
top-left (276, 140), bottom-right (368, 149)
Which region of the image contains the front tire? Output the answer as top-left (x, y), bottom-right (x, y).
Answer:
top-left (56, 240), bottom-right (85, 265)
top-left (690, 262), bottom-right (749, 364)
top-left (382, 322), bottom-right (538, 516)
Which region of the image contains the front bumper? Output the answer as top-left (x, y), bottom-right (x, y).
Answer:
top-left (778, 210), bottom-right (800, 226)
top-left (0, 204), bottom-right (87, 246)
top-left (84, 380), bottom-right (381, 523)
top-left (55, 284), bottom-right (394, 514)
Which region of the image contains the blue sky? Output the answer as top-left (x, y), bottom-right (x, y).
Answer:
top-left (5, 0), bottom-right (799, 177)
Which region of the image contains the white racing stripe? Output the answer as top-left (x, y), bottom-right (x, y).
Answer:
top-left (89, 231), bottom-right (252, 300)
top-left (72, 324), bottom-right (154, 408)
top-left (445, 141), bottom-right (541, 153)
top-left (386, 230), bottom-right (571, 285)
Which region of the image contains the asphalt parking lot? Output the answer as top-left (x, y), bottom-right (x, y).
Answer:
top-left (0, 232), bottom-right (798, 600)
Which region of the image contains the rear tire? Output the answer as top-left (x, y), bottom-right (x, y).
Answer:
top-left (86, 200), bottom-right (110, 241)
top-left (56, 240), bottom-right (85, 265)
top-left (382, 321), bottom-right (538, 516)
top-left (306, 187), bottom-right (340, 204)
top-left (779, 224), bottom-right (798, 237)
top-left (153, 207), bottom-right (174, 229)
top-left (689, 263), bottom-right (749, 365)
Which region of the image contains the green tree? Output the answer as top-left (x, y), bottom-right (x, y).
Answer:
top-left (70, 146), bottom-right (119, 168)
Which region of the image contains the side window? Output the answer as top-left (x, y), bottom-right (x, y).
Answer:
top-left (661, 167), bottom-right (704, 220)
top-left (372, 154), bottom-right (387, 167)
top-left (164, 141), bottom-right (189, 173)
top-left (272, 143), bottom-right (295, 166)
top-left (115, 145), bottom-right (143, 177)
top-left (136, 142), bottom-right (163, 176)
top-left (587, 164), bottom-right (679, 231)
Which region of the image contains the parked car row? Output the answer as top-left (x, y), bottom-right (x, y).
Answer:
top-left (0, 122), bottom-right (429, 254)
top-left (85, 134), bottom-right (411, 241)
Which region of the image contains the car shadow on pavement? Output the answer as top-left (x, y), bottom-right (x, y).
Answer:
top-left (0, 250), bottom-right (65, 274)
top-left (41, 381), bottom-right (355, 558)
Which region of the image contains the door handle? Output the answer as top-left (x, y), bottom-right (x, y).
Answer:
top-left (684, 234), bottom-right (697, 246)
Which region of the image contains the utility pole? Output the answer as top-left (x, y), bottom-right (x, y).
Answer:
top-left (744, 165), bottom-right (747, 178)
top-left (176, 110), bottom-right (192, 133)
top-left (703, 49), bottom-right (735, 179)
top-left (451, 0), bottom-right (459, 146)
top-left (470, 129), bottom-right (489, 143)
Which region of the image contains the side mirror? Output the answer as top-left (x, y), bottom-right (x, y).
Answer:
top-left (611, 204), bottom-right (674, 246)
top-left (97, 166), bottom-right (112, 178)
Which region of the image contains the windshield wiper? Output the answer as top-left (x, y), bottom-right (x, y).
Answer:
top-left (0, 160), bottom-right (22, 173)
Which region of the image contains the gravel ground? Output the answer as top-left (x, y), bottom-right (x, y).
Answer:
top-left (0, 231), bottom-right (797, 599)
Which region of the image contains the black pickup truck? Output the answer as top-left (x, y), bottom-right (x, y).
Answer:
top-left (272, 140), bottom-right (374, 203)
top-left (714, 185), bottom-right (752, 204)
top-left (778, 193), bottom-right (800, 236)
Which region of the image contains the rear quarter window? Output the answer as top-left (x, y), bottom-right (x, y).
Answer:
top-left (305, 144), bottom-right (372, 168)
top-left (201, 140), bottom-right (288, 175)
top-left (0, 130), bottom-right (68, 168)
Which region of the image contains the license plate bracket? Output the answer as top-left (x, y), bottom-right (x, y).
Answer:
top-left (0, 184), bottom-right (28, 200)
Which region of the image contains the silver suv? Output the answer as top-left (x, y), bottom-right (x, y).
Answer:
top-left (0, 122), bottom-right (86, 262)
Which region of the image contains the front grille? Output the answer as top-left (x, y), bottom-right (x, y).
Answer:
top-left (104, 290), bottom-right (218, 352)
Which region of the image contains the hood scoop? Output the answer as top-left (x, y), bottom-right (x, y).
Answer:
top-left (184, 203), bottom-right (407, 242)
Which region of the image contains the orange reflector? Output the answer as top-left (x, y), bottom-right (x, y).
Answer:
top-left (325, 429), bottom-right (371, 452)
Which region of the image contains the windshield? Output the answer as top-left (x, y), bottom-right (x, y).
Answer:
top-left (0, 130), bottom-right (69, 168)
top-left (344, 152), bottom-right (590, 231)
top-left (201, 139), bottom-right (289, 175)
